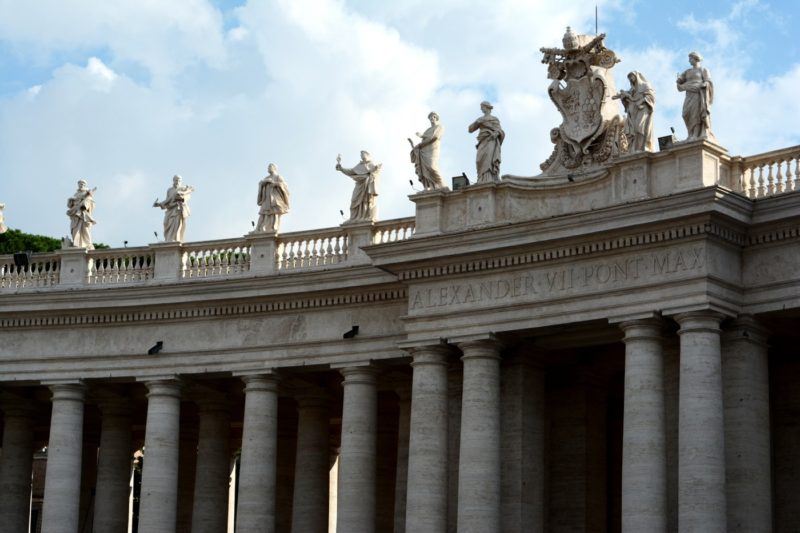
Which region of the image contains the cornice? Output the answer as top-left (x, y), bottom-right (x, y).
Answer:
top-left (0, 285), bottom-right (407, 330)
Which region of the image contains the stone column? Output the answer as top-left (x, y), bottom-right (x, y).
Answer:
top-left (721, 315), bottom-right (772, 532)
top-left (291, 393), bottom-right (330, 533)
top-left (619, 319), bottom-right (667, 532)
top-left (192, 400), bottom-right (231, 533)
top-left (675, 311), bottom-right (726, 533)
top-left (405, 346), bottom-right (449, 533)
top-left (336, 366), bottom-right (378, 533)
top-left (456, 339), bottom-right (502, 533)
top-left (176, 410), bottom-right (199, 533)
top-left (447, 367), bottom-right (462, 533)
top-left (41, 383), bottom-right (86, 533)
top-left (0, 399), bottom-right (35, 533)
top-left (235, 374), bottom-right (279, 533)
top-left (138, 379), bottom-right (183, 533)
top-left (94, 400), bottom-right (133, 533)
top-left (393, 387), bottom-right (411, 533)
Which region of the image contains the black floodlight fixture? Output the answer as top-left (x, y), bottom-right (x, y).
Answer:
top-left (343, 325), bottom-right (359, 339)
top-left (148, 341), bottom-right (164, 355)
top-left (452, 173), bottom-right (470, 190)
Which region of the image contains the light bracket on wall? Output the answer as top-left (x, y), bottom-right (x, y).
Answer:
top-left (148, 341), bottom-right (164, 355)
top-left (343, 325), bottom-right (359, 339)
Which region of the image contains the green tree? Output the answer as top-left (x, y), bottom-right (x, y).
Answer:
top-left (0, 229), bottom-right (109, 254)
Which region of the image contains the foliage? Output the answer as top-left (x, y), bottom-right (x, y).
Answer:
top-left (0, 228), bottom-right (109, 254)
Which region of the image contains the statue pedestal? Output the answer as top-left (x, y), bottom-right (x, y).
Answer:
top-left (59, 248), bottom-right (89, 287)
top-left (340, 220), bottom-right (375, 265)
top-left (246, 232), bottom-right (277, 275)
top-left (150, 242), bottom-right (184, 282)
top-left (410, 189), bottom-right (447, 237)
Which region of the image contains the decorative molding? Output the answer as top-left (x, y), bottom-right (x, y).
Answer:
top-left (0, 287), bottom-right (407, 330)
top-left (398, 221), bottom-right (746, 281)
top-left (747, 224), bottom-right (800, 246)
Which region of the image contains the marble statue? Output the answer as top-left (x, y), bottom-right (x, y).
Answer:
top-left (614, 71), bottom-right (656, 152)
top-left (677, 51), bottom-right (715, 141)
top-left (537, 27), bottom-right (627, 177)
top-left (409, 111), bottom-right (445, 190)
top-left (0, 203), bottom-right (6, 234)
top-left (468, 101), bottom-right (505, 183)
top-left (66, 180), bottom-right (96, 249)
top-left (256, 163), bottom-right (290, 233)
top-left (336, 151), bottom-right (381, 222)
top-left (154, 175), bottom-right (194, 243)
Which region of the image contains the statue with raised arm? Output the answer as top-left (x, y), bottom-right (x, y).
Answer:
top-left (409, 111), bottom-right (445, 190)
top-left (0, 203), bottom-right (6, 234)
top-left (66, 179), bottom-right (96, 249)
top-left (336, 151), bottom-right (381, 222)
top-left (153, 175), bottom-right (194, 242)
top-left (468, 101), bottom-right (505, 183)
top-left (614, 71), bottom-right (656, 152)
top-left (677, 51), bottom-right (715, 141)
top-left (256, 163), bottom-right (290, 233)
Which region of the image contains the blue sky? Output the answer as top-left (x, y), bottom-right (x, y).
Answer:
top-left (0, 0), bottom-right (798, 247)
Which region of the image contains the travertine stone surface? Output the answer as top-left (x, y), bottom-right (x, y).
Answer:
top-left (41, 383), bottom-right (86, 533)
top-left (337, 366), bottom-right (378, 533)
top-left (447, 367), bottom-right (462, 533)
top-left (393, 387), bottom-right (411, 533)
top-left (291, 394), bottom-right (330, 533)
top-left (663, 340), bottom-right (680, 533)
top-left (94, 401), bottom-right (133, 533)
top-left (236, 374), bottom-right (279, 533)
top-left (675, 311), bottom-right (726, 533)
top-left (500, 355), bottom-right (545, 533)
top-left (0, 400), bottom-right (35, 533)
top-left (406, 346), bottom-right (449, 532)
top-left (620, 318), bottom-right (667, 532)
top-left (139, 379), bottom-right (183, 533)
top-left (456, 339), bottom-right (502, 533)
top-left (177, 415), bottom-right (199, 533)
top-left (721, 316), bottom-right (772, 532)
top-left (192, 400), bottom-right (231, 533)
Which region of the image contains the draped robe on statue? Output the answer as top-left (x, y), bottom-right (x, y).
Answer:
top-left (469, 115), bottom-right (505, 183)
top-left (340, 162), bottom-right (380, 222)
top-left (678, 66), bottom-right (714, 140)
top-left (257, 174), bottom-right (290, 232)
top-left (621, 72), bottom-right (655, 152)
top-left (158, 186), bottom-right (192, 242)
top-left (66, 188), bottom-right (96, 249)
top-left (410, 124), bottom-right (444, 190)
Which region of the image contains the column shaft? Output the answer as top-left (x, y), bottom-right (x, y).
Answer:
top-left (139, 379), bottom-right (183, 533)
top-left (406, 348), bottom-right (449, 533)
top-left (291, 395), bottom-right (330, 533)
top-left (722, 316), bottom-right (772, 532)
top-left (456, 339), bottom-right (502, 533)
top-left (336, 366), bottom-right (378, 533)
top-left (235, 374), bottom-right (279, 533)
top-left (94, 403), bottom-right (133, 533)
top-left (41, 383), bottom-right (86, 533)
top-left (676, 312), bottom-right (726, 533)
top-left (0, 402), bottom-right (35, 533)
top-left (393, 388), bottom-right (411, 533)
top-left (620, 319), bottom-right (667, 532)
top-left (191, 402), bottom-right (231, 533)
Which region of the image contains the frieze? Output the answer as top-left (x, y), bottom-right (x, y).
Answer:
top-left (409, 245), bottom-right (704, 313)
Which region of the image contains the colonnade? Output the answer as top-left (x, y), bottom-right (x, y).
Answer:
top-left (0, 312), bottom-right (778, 532)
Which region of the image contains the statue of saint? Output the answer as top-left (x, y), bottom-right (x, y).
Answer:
top-left (0, 203), bottom-right (6, 234)
top-left (409, 111), bottom-right (445, 190)
top-left (336, 151), bottom-right (381, 222)
top-left (153, 175), bottom-right (194, 243)
top-left (468, 101), bottom-right (505, 183)
top-left (66, 179), bottom-right (96, 249)
top-left (614, 71), bottom-right (655, 152)
top-left (256, 163), bottom-right (290, 233)
top-left (677, 51), bottom-right (715, 141)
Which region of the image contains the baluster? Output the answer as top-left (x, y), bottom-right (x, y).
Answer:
top-left (767, 162), bottom-right (776, 196)
top-left (777, 159), bottom-right (786, 194)
top-left (794, 157), bottom-right (800, 191)
top-left (746, 167), bottom-right (755, 198)
top-left (323, 238), bottom-right (332, 265)
top-left (787, 158), bottom-right (796, 192)
top-left (275, 243), bottom-right (284, 270)
top-left (281, 243), bottom-right (290, 269)
top-left (756, 165), bottom-right (765, 198)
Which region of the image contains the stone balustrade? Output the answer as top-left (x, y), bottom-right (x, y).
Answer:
top-left (0, 217), bottom-right (416, 292)
top-left (87, 247), bottom-right (154, 285)
top-left (739, 145), bottom-right (800, 198)
top-left (0, 253), bottom-right (60, 289)
top-left (181, 238), bottom-right (251, 279)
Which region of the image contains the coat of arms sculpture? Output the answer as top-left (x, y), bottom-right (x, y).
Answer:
top-left (539, 27), bottom-right (628, 177)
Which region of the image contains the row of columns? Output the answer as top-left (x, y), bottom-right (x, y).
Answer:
top-left (0, 311), bottom-right (774, 533)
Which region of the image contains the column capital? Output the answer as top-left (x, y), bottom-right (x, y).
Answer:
top-left (241, 373), bottom-right (280, 393)
top-left (456, 336), bottom-right (503, 361)
top-left (674, 310), bottom-right (725, 334)
top-left (339, 365), bottom-right (379, 385)
top-left (619, 317), bottom-right (665, 342)
top-left (722, 314), bottom-right (769, 346)
top-left (47, 382), bottom-right (86, 402)
top-left (144, 378), bottom-right (182, 399)
top-left (408, 344), bottom-right (451, 367)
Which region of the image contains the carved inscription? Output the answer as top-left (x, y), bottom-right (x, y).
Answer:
top-left (409, 246), bottom-right (704, 311)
